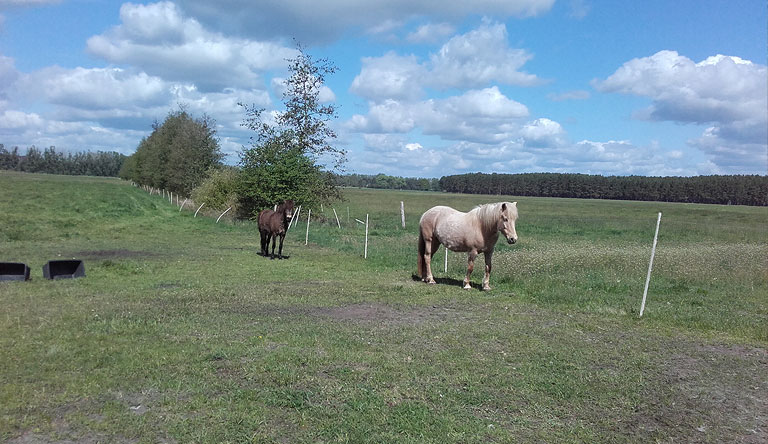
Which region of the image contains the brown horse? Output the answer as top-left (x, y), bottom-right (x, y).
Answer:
top-left (418, 202), bottom-right (518, 290)
top-left (258, 200), bottom-right (295, 259)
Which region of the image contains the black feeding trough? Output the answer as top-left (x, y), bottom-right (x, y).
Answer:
top-left (43, 260), bottom-right (85, 280)
top-left (0, 262), bottom-right (31, 281)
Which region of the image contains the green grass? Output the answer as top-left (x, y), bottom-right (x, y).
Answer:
top-left (1, 171), bottom-right (766, 443)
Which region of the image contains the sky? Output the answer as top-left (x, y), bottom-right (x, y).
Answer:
top-left (0, 0), bottom-right (766, 178)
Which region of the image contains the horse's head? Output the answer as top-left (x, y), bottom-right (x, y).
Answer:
top-left (498, 202), bottom-right (518, 244)
top-left (283, 200), bottom-right (295, 221)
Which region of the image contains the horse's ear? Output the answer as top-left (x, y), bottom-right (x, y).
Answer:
top-left (501, 203), bottom-right (507, 211)
top-left (511, 202), bottom-right (517, 207)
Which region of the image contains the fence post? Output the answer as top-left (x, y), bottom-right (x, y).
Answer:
top-left (194, 202), bottom-right (205, 218)
top-left (332, 208), bottom-right (341, 228)
top-left (179, 198), bottom-right (188, 212)
top-left (216, 207), bottom-right (232, 223)
top-left (364, 214), bottom-right (369, 259)
top-left (288, 206), bottom-right (299, 231)
top-left (400, 201), bottom-right (405, 228)
top-left (305, 209), bottom-right (311, 245)
top-left (640, 212), bottom-right (662, 317)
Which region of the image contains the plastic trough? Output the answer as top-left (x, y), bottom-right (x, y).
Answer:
top-left (0, 262), bottom-right (31, 281)
top-left (43, 260), bottom-right (85, 280)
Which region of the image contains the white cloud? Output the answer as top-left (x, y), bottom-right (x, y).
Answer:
top-left (348, 87), bottom-right (529, 143)
top-left (22, 67), bottom-right (170, 110)
top-left (595, 50), bottom-right (766, 124)
top-left (350, 22), bottom-right (541, 102)
top-left (86, 1), bottom-right (296, 92)
top-left (687, 126), bottom-right (768, 173)
top-left (350, 52), bottom-right (427, 101)
top-left (594, 50), bottom-right (767, 172)
top-left (175, 0), bottom-right (555, 44)
top-left (429, 21), bottom-right (541, 89)
top-left (351, 133), bottom-right (464, 176)
top-left (406, 22), bottom-right (455, 44)
top-left (520, 118), bottom-right (565, 147)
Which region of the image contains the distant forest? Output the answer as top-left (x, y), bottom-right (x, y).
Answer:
top-left (438, 172), bottom-right (768, 206)
top-left (0, 145), bottom-right (126, 177)
top-left (4, 145), bottom-right (765, 206)
top-left (336, 173), bottom-right (441, 191)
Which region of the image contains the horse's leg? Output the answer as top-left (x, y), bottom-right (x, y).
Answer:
top-left (424, 238), bottom-right (439, 284)
top-left (263, 232), bottom-right (271, 256)
top-left (270, 233), bottom-right (277, 259)
top-left (483, 251), bottom-right (493, 291)
top-left (277, 233), bottom-right (285, 259)
top-left (463, 250), bottom-right (477, 290)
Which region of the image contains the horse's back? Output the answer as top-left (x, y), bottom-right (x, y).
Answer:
top-left (420, 206), bottom-right (466, 240)
top-left (258, 209), bottom-right (274, 230)
top-left (420, 206), bottom-right (461, 226)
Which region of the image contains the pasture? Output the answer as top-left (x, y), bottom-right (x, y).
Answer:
top-left (1, 171), bottom-right (766, 443)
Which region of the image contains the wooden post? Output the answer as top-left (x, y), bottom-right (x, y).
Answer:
top-left (194, 202), bottom-right (205, 218)
top-left (444, 247), bottom-right (448, 273)
top-left (216, 206), bottom-right (232, 223)
top-left (305, 209), bottom-right (311, 245)
top-left (640, 212), bottom-right (662, 317)
top-left (400, 201), bottom-right (405, 228)
top-left (332, 208), bottom-right (341, 228)
top-left (364, 213), bottom-right (369, 259)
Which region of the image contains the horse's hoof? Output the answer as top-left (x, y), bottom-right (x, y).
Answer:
top-left (463, 284), bottom-right (472, 290)
top-left (482, 286), bottom-right (491, 291)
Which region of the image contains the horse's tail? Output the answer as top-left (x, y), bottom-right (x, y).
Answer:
top-left (417, 230), bottom-right (425, 279)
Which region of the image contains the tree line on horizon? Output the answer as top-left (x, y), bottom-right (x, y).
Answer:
top-left (0, 144), bottom-right (126, 177)
top-left (335, 173), bottom-right (441, 192)
top-left (438, 172), bottom-right (768, 206)
top-left (3, 144), bottom-right (766, 206)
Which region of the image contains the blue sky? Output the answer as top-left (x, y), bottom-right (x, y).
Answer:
top-left (0, 0), bottom-right (765, 177)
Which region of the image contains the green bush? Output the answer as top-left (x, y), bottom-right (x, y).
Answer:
top-left (191, 167), bottom-right (240, 212)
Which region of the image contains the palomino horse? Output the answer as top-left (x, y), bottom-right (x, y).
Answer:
top-left (258, 200), bottom-right (295, 259)
top-left (418, 202), bottom-right (518, 290)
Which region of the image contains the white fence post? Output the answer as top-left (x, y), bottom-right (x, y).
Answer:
top-left (179, 198), bottom-right (188, 212)
top-left (364, 213), bottom-right (369, 259)
top-left (194, 202), bottom-right (205, 218)
top-left (400, 201), bottom-right (405, 228)
top-left (332, 208), bottom-right (341, 229)
top-left (305, 209), bottom-right (311, 245)
top-left (216, 206), bottom-right (232, 223)
top-left (288, 206), bottom-right (299, 231)
top-left (640, 212), bottom-right (662, 317)
top-left (444, 247), bottom-right (448, 273)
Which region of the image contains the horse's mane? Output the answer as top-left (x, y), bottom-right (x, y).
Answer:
top-left (276, 200), bottom-right (294, 213)
top-left (470, 202), bottom-right (515, 233)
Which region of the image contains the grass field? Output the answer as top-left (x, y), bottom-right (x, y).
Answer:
top-left (1, 170), bottom-right (766, 443)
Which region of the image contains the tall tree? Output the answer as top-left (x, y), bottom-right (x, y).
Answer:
top-left (121, 108), bottom-right (223, 195)
top-left (237, 43), bottom-right (345, 217)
